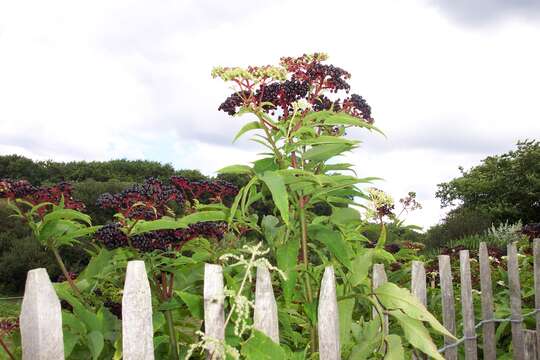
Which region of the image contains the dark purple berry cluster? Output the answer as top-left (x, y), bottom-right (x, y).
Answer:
top-left (522, 223), bottom-right (540, 240)
top-left (94, 221), bottom-right (227, 252)
top-left (96, 178), bottom-right (183, 220)
top-left (170, 176), bottom-right (238, 203)
top-left (0, 178), bottom-right (85, 216)
top-left (217, 53), bottom-right (374, 124)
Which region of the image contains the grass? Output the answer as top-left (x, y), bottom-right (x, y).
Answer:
top-left (0, 297), bottom-right (21, 319)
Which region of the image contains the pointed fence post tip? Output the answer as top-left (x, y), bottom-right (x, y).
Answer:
top-left (318, 266), bottom-right (340, 360)
top-left (20, 268), bottom-right (64, 360)
top-left (254, 265), bottom-right (279, 343)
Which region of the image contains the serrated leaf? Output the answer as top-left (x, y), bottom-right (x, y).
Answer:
top-left (375, 282), bottom-right (455, 339)
top-left (43, 208), bottom-right (92, 225)
top-left (390, 311), bottom-right (443, 360)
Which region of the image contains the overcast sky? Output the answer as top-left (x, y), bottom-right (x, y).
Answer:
top-left (1, 0), bottom-right (539, 230)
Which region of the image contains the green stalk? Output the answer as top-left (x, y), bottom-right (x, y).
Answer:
top-left (50, 244), bottom-right (82, 298)
top-left (161, 272), bottom-right (179, 360)
top-left (164, 309), bottom-right (179, 360)
top-left (298, 198), bottom-right (317, 352)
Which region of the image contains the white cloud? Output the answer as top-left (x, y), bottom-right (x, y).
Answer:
top-left (1, 0), bottom-right (539, 229)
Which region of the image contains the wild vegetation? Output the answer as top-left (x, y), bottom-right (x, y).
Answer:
top-left (0, 53), bottom-right (538, 359)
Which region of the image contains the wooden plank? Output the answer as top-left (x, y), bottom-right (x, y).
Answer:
top-left (204, 264), bottom-right (225, 360)
top-left (438, 255), bottom-right (458, 360)
top-left (534, 238), bottom-right (540, 358)
top-left (122, 260), bottom-right (154, 360)
top-left (318, 266), bottom-right (340, 360)
top-left (20, 268), bottom-right (64, 360)
top-left (254, 265), bottom-right (279, 343)
top-left (459, 250), bottom-right (478, 360)
top-left (411, 261), bottom-right (427, 306)
top-left (478, 242), bottom-right (497, 360)
top-left (523, 330), bottom-right (537, 360)
top-left (508, 242), bottom-right (525, 360)
top-left (372, 263), bottom-right (388, 335)
top-left (411, 261), bottom-right (427, 360)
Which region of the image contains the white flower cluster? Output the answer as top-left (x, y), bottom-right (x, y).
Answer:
top-left (186, 330), bottom-right (240, 360)
top-left (366, 187), bottom-right (394, 220)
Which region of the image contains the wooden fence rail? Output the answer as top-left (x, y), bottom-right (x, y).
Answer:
top-left (18, 239), bottom-right (540, 359)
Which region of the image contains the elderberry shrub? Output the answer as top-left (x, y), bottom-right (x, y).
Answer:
top-left (94, 176), bottom-right (235, 252)
top-left (170, 176), bottom-right (238, 203)
top-left (214, 53), bottom-right (374, 123)
top-left (0, 178), bottom-right (85, 215)
top-left (94, 221), bottom-right (227, 252)
top-left (96, 177), bottom-right (183, 220)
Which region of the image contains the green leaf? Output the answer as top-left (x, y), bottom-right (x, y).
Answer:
top-left (338, 298), bottom-right (355, 348)
top-left (374, 282), bottom-right (455, 339)
top-left (390, 311), bottom-right (444, 360)
top-left (38, 219), bottom-right (82, 245)
top-left (233, 120), bottom-right (261, 142)
top-left (303, 143), bottom-right (352, 162)
top-left (259, 171), bottom-right (289, 226)
top-left (384, 334), bottom-right (405, 360)
top-left (351, 250), bottom-right (373, 287)
top-left (130, 218), bottom-right (188, 235)
top-left (330, 207), bottom-right (361, 226)
top-left (217, 164), bottom-right (253, 175)
top-left (376, 223), bottom-right (387, 248)
top-left (276, 237), bottom-right (300, 304)
top-left (177, 291), bottom-right (203, 319)
top-left (241, 330), bottom-right (286, 359)
top-left (253, 157), bottom-right (279, 174)
top-left (43, 208), bottom-right (92, 225)
top-left (77, 248), bottom-right (112, 282)
top-left (55, 225), bottom-right (101, 247)
top-left (87, 331), bottom-right (104, 360)
top-left (63, 330), bottom-right (79, 358)
top-left (308, 225), bottom-right (352, 269)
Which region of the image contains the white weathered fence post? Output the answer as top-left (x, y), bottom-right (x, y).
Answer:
top-left (459, 250), bottom-right (478, 360)
top-left (373, 264), bottom-right (388, 335)
top-left (254, 265), bottom-right (279, 343)
top-left (438, 255), bottom-right (458, 360)
top-left (20, 268), bottom-right (64, 360)
top-left (318, 266), bottom-right (340, 360)
top-left (204, 264), bottom-right (225, 360)
top-left (411, 261), bottom-right (427, 360)
top-left (478, 243), bottom-right (496, 360)
top-left (122, 260), bottom-right (154, 360)
top-left (507, 242), bottom-right (525, 360)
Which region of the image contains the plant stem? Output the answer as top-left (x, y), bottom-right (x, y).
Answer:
top-left (298, 197), bottom-right (313, 302)
top-left (161, 272), bottom-right (179, 360)
top-left (0, 336), bottom-right (15, 360)
top-left (164, 309), bottom-right (179, 360)
top-left (298, 197), bottom-right (317, 352)
top-left (50, 245), bottom-right (82, 298)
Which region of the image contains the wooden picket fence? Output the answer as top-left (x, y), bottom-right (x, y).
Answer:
top-left (18, 239), bottom-right (540, 359)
